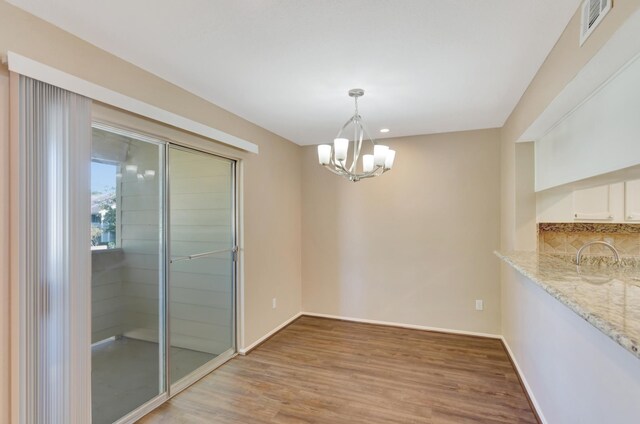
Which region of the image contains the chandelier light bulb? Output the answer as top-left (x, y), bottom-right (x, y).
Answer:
top-left (334, 138), bottom-right (349, 162)
top-left (125, 164), bottom-right (138, 173)
top-left (318, 144), bottom-right (331, 165)
top-left (362, 154), bottom-right (374, 173)
top-left (384, 150), bottom-right (396, 170)
top-left (373, 145), bottom-right (389, 167)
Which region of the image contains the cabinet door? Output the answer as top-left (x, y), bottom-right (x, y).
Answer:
top-left (573, 185), bottom-right (613, 221)
top-left (625, 179), bottom-right (640, 221)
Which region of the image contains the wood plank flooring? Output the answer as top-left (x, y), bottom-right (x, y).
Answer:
top-left (139, 316), bottom-right (539, 423)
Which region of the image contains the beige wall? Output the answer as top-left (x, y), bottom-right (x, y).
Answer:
top-left (514, 142), bottom-right (536, 251)
top-left (302, 129), bottom-right (502, 334)
top-left (0, 1), bottom-right (302, 405)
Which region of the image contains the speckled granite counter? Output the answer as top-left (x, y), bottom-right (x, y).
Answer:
top-left (496, 251), bottom-right (640, 359)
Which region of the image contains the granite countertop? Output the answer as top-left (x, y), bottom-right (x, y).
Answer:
top-left (496, 251), bottom-right (640, 359)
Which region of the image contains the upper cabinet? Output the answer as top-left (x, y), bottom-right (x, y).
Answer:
top-left (522, 11), bottom-right (640, 191)
top-left (573, 184), bottom-right (615, 221)
top-left (625, 179), bottom-right (640, 222)
top-left (537, 182), bottom-right (629, 223)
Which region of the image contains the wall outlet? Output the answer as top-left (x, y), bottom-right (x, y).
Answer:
top-left (272, 298), bottom-right (277, 309)
top-left (475, 299), bottom-right (484, 311)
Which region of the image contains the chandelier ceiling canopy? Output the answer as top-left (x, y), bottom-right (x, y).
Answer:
top-left (317, 89), bottom-right (395, 182)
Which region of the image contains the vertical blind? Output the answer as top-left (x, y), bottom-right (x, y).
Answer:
top-left (18, 75), bottom-right (92, 423)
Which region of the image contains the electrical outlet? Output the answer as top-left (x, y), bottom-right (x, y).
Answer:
top-left (475, 299), bottom-right (484, 311)
top-left (272, 298), bottom-right (277, 309)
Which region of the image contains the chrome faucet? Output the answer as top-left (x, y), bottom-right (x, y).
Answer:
top-left (576, 241), bottom-right (620, 265)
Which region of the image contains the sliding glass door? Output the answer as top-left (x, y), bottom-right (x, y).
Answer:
top-left (91, 126), bottom-right (166, 424)
top-left (90, 127), bottom-right (236, 423)
top-left (168, 146), bottom-right (236, 389)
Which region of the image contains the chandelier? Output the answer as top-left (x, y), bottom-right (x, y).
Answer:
top-left (317, 88), bottom-right (395, 182)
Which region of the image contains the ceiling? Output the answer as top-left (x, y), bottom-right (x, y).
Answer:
top-left (8, 0), bottom-right (581, 146)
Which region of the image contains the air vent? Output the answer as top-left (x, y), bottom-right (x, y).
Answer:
top-left (580, 0), bottom-right (612, 46)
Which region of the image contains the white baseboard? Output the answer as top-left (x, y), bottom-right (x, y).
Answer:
top-left (301, 311), bottom-right (502, 339)
top-left (238, 312), bottom-right (302, 355)
top-left (500, 336), bottom-right (547, 424)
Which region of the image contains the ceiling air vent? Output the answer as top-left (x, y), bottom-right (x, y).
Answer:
top-left (580, 0), bottom-right (612, 46)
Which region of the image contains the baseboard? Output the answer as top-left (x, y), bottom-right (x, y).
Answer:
top-left (301, 312), bottom-right (502, 339)
top-left (238, 312), bottom-right (302, 355)
top-left (500, 336), bottom-right (546, 424)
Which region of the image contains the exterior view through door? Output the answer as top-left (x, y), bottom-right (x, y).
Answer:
top-left (90, 125), bottom-right (237, 424)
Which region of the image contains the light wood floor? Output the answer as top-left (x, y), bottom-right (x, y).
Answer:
top-left (139, 316), bottom-right (539, 423)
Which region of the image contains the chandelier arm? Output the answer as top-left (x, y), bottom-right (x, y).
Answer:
top-left (349, 117), bottom-right (357, 173)
top-left (323, 164), bottom-right (347, 176)
top-left (334, 158), bottom-right (351, 175)
top-left (350, 119), bottom-right (364, 173)
top-left (348, 165), bottom-right (385, 180)
top-left (335, 116), bottom-right (356, 139)
top-left (328, 147), bottom-right (350, 175)
top-left (359, 118), bottom-right (377, 145)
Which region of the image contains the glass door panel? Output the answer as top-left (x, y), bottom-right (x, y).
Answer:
top-left (168, 146), bottom-right (235, 387)
top-left (90, 126), bottom-right (166, 424)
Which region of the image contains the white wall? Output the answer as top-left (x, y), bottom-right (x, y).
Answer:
top-left (302, 129), bottom-right (502, 335)
top-left (535, 53), bottom-right (640, 191)
top-left (502, 266), bottom-right (640, 423)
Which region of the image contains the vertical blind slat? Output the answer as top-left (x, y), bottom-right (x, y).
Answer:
top-left (18, 76), bottom-right (92, 424)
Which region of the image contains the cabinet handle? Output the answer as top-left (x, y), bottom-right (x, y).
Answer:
top-left (574, 213), bottom-right (613, 220)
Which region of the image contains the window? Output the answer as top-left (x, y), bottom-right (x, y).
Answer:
top-left (91, 160), bottom-right (119, 250)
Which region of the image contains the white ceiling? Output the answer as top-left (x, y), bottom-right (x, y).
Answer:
top-left (8, 0), bottom-right (581, 145)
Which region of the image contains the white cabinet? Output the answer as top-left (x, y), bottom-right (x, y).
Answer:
top-left (572, 184), bottom-right (619, 221)
top-left (572, 185), bottom-right (612, 221)
top-left (624, 179), bottom-right (640, 221)
top-left (536, 182), bottom-right (627, 223)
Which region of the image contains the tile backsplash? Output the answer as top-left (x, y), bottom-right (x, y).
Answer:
top-left (538, 223), bottom-right (640, 256)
